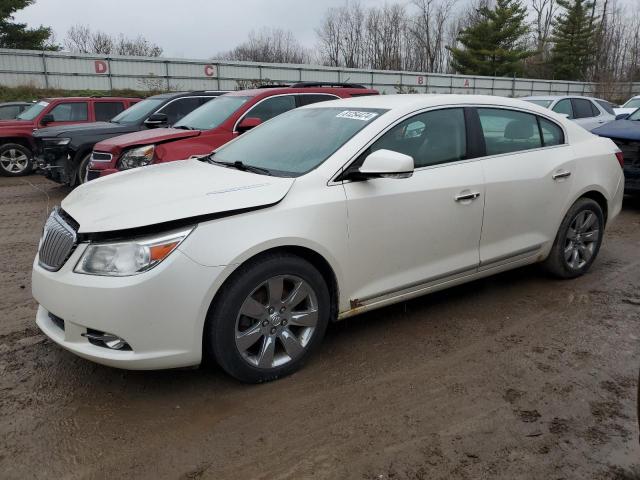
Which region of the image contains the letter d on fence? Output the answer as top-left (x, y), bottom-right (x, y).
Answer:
top-left (95, 60), bottom-right (108, 74)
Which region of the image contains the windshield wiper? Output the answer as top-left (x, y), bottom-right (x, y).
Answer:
top-left (174, 125), bottom-right (194, 130)
top-left (211, 159), bottom-right (272, 176)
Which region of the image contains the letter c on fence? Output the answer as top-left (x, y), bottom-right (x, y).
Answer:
top-left (204, 65), bottom-right (215, 77)
top-left (95, 60), bottom-right (108, 74)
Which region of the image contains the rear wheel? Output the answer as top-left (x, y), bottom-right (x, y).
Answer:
top-left (205, 253), bottom-right (330, 383)
top-left (544, 198), bottom-right (604, 278)
top-left (0, 143), bottom-right (33, 177)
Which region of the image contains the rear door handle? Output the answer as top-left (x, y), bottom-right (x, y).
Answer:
top-left (455, 192), bottom-right (481, 202)
top-left (552, 170), bottom-right (572, 180)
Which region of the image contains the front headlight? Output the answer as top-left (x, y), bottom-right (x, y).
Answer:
top-left (43, 137), bottom-right (71, 146)
top-left (118, 145), bottom-right (155, 170)
top-left (74, 227), bottom-right (194, 276)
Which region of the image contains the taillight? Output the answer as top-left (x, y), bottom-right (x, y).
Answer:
top-left (615, 151), bottom-right (625, 168)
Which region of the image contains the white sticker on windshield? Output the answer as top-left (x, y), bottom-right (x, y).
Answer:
top-left (336, 110), bottom-right (379, 121)
top-left (37, 101), bottom-right (49, 107)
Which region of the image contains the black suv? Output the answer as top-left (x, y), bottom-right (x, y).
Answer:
top-left (34, 90), bottom-right (227, 186)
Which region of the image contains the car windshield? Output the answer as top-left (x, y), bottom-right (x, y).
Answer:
top-left (17, 100), bottom-right (49, 120)
top-left (524, 99), bottom-right (552, 108)
top-left (628, 108), bottom-right (640, 121)
top-left (622, 98), bottom-right (640, 109)
top-left (212, 107), bottom-right (387, 177)
top-left (174, 96), bottom-right (251, 130)
top-left (110, 98), bottom-right (164, 124)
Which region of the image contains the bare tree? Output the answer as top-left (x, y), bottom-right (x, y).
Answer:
top-left (216, 28), bottom-right (309, 64)
top-left (64, 25), bottom-right (162, 56)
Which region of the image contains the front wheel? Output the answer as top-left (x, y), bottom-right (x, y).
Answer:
top-left (0, 143), bottom-right (33, 177)
top-left (544, 198), bottom-right (604, 278)
top-left (76, 153), bottom-right (92, 185)
top-left (205, 253), bottom-right (330, 383)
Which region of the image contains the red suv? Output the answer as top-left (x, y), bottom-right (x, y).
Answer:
top-left (88, 83), bottom-right (377, 180)
top-left (0, 97), bottom-right (139, 176)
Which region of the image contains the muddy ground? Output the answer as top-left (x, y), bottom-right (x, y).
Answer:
top-left (0, 175), bottom-right (639, 480)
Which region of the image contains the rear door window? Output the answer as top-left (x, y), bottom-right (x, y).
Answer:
top-left (477, 108), bottom-right (542, 155)
top-left (94, 102), bottom-right (126, 121)
top-left (571, 98), bottom-right (596, 119)
top-left (596, 100), bottom-right (615, 115)
top-left (158, 97), bottom-right (206, 125)
top-left (538, 117), bottom-right (564, 146)
top-left (552, 99), bottom-right (573, 118)
top-left (49, 102), bottom-right (89, 121)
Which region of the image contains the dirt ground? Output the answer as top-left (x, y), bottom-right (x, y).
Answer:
top-left (0, 175), bottom-right (639, 480)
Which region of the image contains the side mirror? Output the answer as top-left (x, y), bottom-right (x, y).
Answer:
top-left (237, 117), bottom-right (262, 133)
top-left (356, 149), bottom-right (414, 180)
top-left (615, 113), bottom-right (629, 120)
top-left (144, 113), bottom-right (169, 127)
top-left (40, 113), bottom-right (54, 125)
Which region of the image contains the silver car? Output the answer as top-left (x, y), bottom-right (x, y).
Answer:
top-left (520, 95), bottom-right (616, 131)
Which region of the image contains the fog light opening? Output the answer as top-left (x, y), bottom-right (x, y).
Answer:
top-left (82, 329), bottom-right (132, 351)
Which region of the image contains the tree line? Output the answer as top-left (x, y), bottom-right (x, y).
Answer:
top-left (218, 0), bottom-right (640, 84)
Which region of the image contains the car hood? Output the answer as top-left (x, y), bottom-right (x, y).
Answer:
top-left (33, 122), bottom-right (136, 138)
top-left (592, 119), bottom-right (640, 141)
top-left (94, 128), bottom-right (201, 151)
top-left (62, 159), bottom-right (294, 233)
top-left (0, 119), bottom-right (34, 129)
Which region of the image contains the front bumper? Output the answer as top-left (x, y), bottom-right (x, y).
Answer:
top-left (86, 167), bottom-right (118, 181)
top-left (32, 244), bottom-right (225, 370)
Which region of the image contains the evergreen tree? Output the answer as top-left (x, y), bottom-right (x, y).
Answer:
top-left (0, 0), bottom-right (57, 50)
top-left (448, 0), bottom-right (535, 77)
top-left (549, 0), bottom-right (598, 81)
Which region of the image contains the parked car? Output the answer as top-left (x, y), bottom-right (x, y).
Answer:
top-left (613, 95), bottom-right (640, 116)
top-left (87, 82), bottom-right (378, 180)
top-left (521, 95), bottom-right (616, 131)
top-left (592, 108), bottom-right (640, 193)
top-left (0, 101), bottom-right (33, 120)
top-left (0, 96), bottom-right (139, 177)
top-left (32, 94), bottom-right (624, 383)
top-left (33, 91), bottom-right (227, 186)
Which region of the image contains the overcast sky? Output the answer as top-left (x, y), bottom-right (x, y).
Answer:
top-left (14, 0), bottom-right (391, 58)
top-left (15, 0), bottom-right (635, 60)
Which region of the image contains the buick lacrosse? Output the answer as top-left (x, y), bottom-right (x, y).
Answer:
top-left (33, 95), bottom-right (624, 383)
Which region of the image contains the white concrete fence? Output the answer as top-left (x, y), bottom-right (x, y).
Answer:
top-left (1, 48), bottom-right (639, 100)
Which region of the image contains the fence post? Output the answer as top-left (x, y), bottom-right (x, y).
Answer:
top-left (164, 60), bottom-right (170, 91)
top-left (106, 57), bottom-right (113, 91)
top-left (41, 51), bottom-right (49, 89)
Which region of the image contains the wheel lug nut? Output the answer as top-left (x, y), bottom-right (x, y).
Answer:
top-left (262, 320), bottom-right (268, 327)
top-left (268, 307), bottom-right (274, 314)
top-left (282, 320), bottom-right (287, 326)
top-left (270, 327), bottom-right (277, 335)
top-left (280, 307), bottom-right (286, 313)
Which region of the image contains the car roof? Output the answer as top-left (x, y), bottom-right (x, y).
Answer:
top-left (37, 96), bottom-right (140, 102)
top-left (223, 85), bottom-right (377, 99)
top-left (521, 95), bottom-right (607, 102)
top-left (148, 91), bottom-right (228, 100)
top-left (302, 94), bottom-right (554, 113)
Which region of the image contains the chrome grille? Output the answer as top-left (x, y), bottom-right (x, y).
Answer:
top-left (91, 151), bottom-right (113, 162)
top-left (38, 208), bottom-right (78, 272)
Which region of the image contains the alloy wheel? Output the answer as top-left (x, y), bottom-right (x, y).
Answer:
top-left (563, 209), bottom-right (600, 270)
top-left (235, 275), bottom-right (319, 369)
top-left (0, 148), bottom-right (29, 174)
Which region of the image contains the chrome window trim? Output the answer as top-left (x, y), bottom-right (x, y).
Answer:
top-left (328, 103), bottom-right (569, 185)
top-left (90, 152), bottom-right (113, 163)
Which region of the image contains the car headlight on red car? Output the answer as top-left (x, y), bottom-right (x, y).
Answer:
top-left (74, 227), bottom-right (194, 276)
top-left (118, 144), bottom-right (155, 170)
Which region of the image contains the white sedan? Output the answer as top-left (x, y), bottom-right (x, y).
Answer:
top-left (613, 95), bottom-right (640, 117)
top-left (32, 95), bottom-right (625, 383)
top-left (521, 95), bottom-right (617, 131)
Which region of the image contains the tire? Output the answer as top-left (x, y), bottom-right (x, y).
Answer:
top-left (205, 253), bottom-right (330, 383)
top-left (0, 143), bottom-right (33, 177)
top-left (76, 153), bottom-right (91, 186)
top-left (544, 198), bottom-right (604, 279)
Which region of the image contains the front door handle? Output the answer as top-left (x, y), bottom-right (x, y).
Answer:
top-left (552, 170), bottom-right (572, 180)
top-left (455, 192), bottom-right (481, 202)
